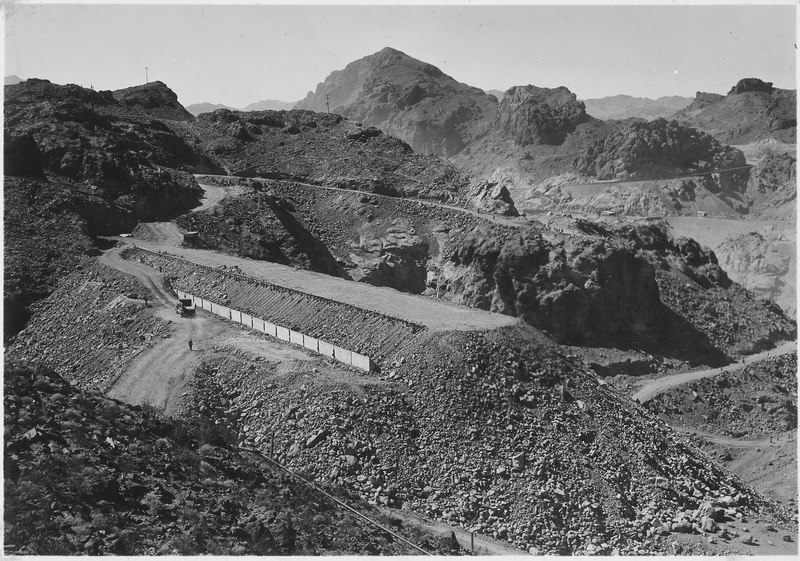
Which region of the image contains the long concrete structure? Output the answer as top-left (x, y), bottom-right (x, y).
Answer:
top-left (176, 289), bottom-right (375, 372)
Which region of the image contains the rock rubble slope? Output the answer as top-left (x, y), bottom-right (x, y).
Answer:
top-left (190, 325), bottom-right (796, 555)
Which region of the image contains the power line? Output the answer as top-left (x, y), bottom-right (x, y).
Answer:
top-left (238, 445), bottom-right (432, 555)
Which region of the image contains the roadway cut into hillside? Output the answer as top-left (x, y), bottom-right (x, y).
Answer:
top-left (100, 177), bottom-right (518, 413)
top-left (631, 340), bottom-right (796, 404)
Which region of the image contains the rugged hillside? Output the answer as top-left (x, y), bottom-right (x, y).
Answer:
top-left (574, 118), bottom-right (746, 180)
top-left (186, 109), bottom-right (472, 202)
top-left (4, 79), bottom-right (205, 231)
top-left (295, 47), bottom-right (497, 157)
top-left (743, 152), bottom-right (796, 220)
top-left (674, 78), bottom-right (796, 144)
top-left (4, 79), bottom-right (208, 337)
top-left (583, 95), bottom-right (693, 121)
top-left (3, 362), bottom-right (455, 555)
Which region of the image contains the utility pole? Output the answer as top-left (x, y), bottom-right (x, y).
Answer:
top-left (325, 94), bottom-right (330, 114)
top-left (145, 67), bottom-right (149, 84)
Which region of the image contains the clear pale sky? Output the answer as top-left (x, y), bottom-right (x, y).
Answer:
top-left (4, 2), bottom-right (796, 108)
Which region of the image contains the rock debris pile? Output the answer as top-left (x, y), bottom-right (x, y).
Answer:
top-left (6, 263), bottom-right (170, 392)
top-left (646, 353), bottom-right (797, 438)
top-left (187, 326), bottom-right (794, 555)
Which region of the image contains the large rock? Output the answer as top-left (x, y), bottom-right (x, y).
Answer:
top-left (729, 78), bottom-right (774, 95)
top-left (496, 85), bottom-right (588, 146)
top-left (468, 180), bottom-right (519, 216)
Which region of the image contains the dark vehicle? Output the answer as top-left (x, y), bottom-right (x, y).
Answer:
top-left (176, 298), bottom-right (196, 317)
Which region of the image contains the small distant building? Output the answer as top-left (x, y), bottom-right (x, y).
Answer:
top-left (601, 210), bottom-right (617, 216)
top-left (183, 231), bottom-right (199, 243)
top-left (697, 211), bottom-right (708, 217)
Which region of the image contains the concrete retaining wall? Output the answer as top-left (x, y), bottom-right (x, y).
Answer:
top-left (172, 291), bottom-right (375, 372)
top-left (240, 312), bottom-right (253, 328)
top-left (351, 352), bottom-right (372, 372)
top-left (303, 335), bottom-right (319, 353)
top-left (289, 330), bottom-right (304, 346)
top-left (333, 346), bottom-right (352, 366)
top-left (318, 340), bottom-right (335, 359)
top-left (276, 326), bottom-right (290, 342)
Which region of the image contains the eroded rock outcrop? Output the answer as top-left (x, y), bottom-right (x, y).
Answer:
top-left (574, 118), bottom-right (745, 180)
top-left (440, 225), bottom-right (660, 344)
top-left (468, 180), bottom-right (520, 216)
top-left (496, 85), bottom-right (588, 146)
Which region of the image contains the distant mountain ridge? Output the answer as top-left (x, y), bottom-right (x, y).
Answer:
top-left (185, 102), bottom-right (236, 116)
top-left (582, 94), bottom-right (693, 121)
top-left (186, 99), bottom-right (295, 116)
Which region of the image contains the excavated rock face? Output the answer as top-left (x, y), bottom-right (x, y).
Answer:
top-left (729, 78), bottom-right (774, 95)
top-left (295, 47), bottom-right (497, 157)
top-left (574, 118), bottom-right (745, 180)
top-left (350, 225), bottom-right (430, 294)
top-left (495, 85), bottom-right (588, 146)
top-left (442, 225), bottom-right (660, 344)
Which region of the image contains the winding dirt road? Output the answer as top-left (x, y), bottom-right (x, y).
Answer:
top-left (631, 340), bottom-right (796, 404)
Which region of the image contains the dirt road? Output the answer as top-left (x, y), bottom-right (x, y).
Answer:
top-left (196, 174), bottom-right (530, 229)
top-left (673, 426), bottom-right (797, 449)
top-left (631, 340), bottom-right (796, 404)
top-left (100, 247), bottom-right (222, 415)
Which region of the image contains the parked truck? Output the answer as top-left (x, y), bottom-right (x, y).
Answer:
top-left (176, 298), bottom-right (196, 317)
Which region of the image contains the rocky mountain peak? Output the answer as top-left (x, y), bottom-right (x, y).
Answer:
top-left (495, 84), bottom-right (588, 146)
top-left (294, 48), bottom-right (497, 157)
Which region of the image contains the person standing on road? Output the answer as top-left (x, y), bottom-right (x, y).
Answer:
top-left (188, 338), bottom-right (193, 351)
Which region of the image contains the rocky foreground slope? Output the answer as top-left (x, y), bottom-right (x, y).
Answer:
top-left (3, 362), bottom-right (458, 555)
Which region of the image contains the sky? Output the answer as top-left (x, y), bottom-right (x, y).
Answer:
top-left (3, 2), bottom-right (796, 108)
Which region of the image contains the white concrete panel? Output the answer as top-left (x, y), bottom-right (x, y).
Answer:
top-left (276, 326), bottom-right (291, 341)
top-left (318, 340), bottom-right (335, 358)
top-left (351, 352), bottom-right (372, 372)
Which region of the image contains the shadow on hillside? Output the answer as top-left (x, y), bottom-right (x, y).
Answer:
top-left (628, 305), bottom-right (730, 367)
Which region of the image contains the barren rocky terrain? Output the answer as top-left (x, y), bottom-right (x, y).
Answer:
top-left (4, 65), bottom-right (797, 558)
